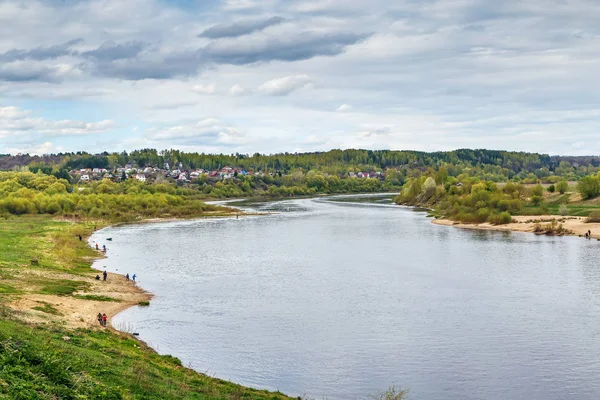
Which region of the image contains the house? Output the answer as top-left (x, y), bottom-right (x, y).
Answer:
top-left (80, 174), bottom-right (90, 183)
top-left (135, 174), bottom-right (146, 182)
top-left (143, 167), bottom-right (154, 174)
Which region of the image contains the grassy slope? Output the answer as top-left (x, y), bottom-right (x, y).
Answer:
top-left (0, 216), bottom-right (293, 400)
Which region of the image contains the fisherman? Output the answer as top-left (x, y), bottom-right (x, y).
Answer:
top-left (102, 244), bottom-right (106, 252)
top-left (103, 270), bottom-right (107, 281)
top-left (125, 273), bottom-right (129, 281)
top-left (95, 243), bottom-right (99, 250)
top-left (132, 274), bottom-right (136, 282)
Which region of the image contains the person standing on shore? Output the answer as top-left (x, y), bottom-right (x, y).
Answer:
top-left (132, 274), bottom-right (136, 282)
top-left (97, 313), bottom-right (102, 326)
top-left (103, 270), bottom-right (107, 281)
top-left (102, 313), bottom-right (107, 327)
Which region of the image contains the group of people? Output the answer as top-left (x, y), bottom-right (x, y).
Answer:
top-left (94, 243), bottom-right (107, 252)
top-left (95, 270), bottom-right (108, 281)
top-left (97, 313), bottom-right (108, 327)
top-left (585, 230), bottom-right (593, 239)
top-left (125, 273), bottom-right (137, 282)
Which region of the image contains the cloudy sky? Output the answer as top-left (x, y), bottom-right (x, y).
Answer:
top-left (1, 0), bottom-right (599, 156)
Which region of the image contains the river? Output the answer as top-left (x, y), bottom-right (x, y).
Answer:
top-left (91, 195), bottom-right (600, 400)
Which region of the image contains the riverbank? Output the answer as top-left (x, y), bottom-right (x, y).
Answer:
top-left (433, 215), bottom-right (600, 239)
top-left (0, 215), bottom-right (293, 399)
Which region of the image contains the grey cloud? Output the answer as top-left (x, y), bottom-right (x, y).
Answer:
top-left (203, 31), bottom-right (368, 65)
top-left (0, 39), bottom-right (82, 62)
top-left (88, 50), bottom-right (203, 80)
top-left (84, 30), bottom-right (366, 80)
top-left (199, 16), bottom-right (286, 39)
top-left (0, 64), bottom-right (63, 83)
top-left (81, 41), bottom-right (148, 61)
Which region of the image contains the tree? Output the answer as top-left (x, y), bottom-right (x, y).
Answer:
top-left (577, 175), bottom-right (600, 199)
top-left (421, 177), bottom-right (437, 200)
top-left (556, 180), bottom-right (568, 194)
top-left (121, 171), bottom-right (127, 181)
top-left (531, 184), bottom-right (544, 197)
top-left (547, 184), bottom-right (555, 193)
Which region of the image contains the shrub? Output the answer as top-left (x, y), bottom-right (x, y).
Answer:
top-left (547, 184), bottom-right (555, 193)
top-left (556, 180), bottom-right (568, 194)
top-left (531, 184), bottom-right (544, 197)
top-left (586, 211), bottom-right (600, 223)
top-left (488, 212), bottom-right (512, 225)
top-left (559, 203), bottom-right (568, 216)
top-left (578, 175), bottom-right (600, 199)
top-left (531, 195), bottom-right (543, 206)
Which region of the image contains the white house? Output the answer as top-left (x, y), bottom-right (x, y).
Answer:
top-left (135, 174), bottom-right (147, 182)
top-left (80, 175), bottom-right (90, 182)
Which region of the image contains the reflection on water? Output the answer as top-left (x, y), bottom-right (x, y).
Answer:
top-left (92, 196), bottom-right (600, 400)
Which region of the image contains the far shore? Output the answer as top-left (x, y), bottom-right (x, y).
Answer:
top-left (433, 215), bottom-right (600, 239)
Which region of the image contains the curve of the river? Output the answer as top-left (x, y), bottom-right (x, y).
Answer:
top-left (91, 195), bottom-right (600, 400)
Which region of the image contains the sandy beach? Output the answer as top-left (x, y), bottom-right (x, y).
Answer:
top-left (433, 215), bottom-right (600, 239)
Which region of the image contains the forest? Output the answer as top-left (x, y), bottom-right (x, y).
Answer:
top-left (2, 148), bottom-right (600, 182)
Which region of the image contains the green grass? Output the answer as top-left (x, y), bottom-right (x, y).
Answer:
top-left (74, 294), bottom-right (122, 302)
top-left (40, 279), bottom-right (90, 296)
top-left (0, 309), bottom-right (292, 400)
top-left (32, 302), bottom-right (63, 316)
top-left (0, 215), bottom-right (294, 400)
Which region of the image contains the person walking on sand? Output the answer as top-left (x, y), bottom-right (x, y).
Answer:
top-left (132, 274), bottom-right (136, 282)
top-left (125, 273), bottom-right (130, 281)
top-left (95, 243), bottom-right (99, 250)
top-left (103, 270), bottom-right (107, 281)
top-left (97, 312), bottom-right (102, 326)
top-left (102, 313), bottom-right (108, 327)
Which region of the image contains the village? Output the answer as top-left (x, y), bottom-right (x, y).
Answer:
top-left (70, 163), bottom-right (386, 185)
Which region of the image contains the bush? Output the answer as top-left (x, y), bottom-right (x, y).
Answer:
top-left (586, 211), bottom-right (600, 223)
top-left (531, 184), bottom-right (544, 197)
top-left (559, 203), bottom-right (568, 216)
top-left (488, 212), bottom-right (512, 225)
top-left (547, 184), bottom-right (555, 193)
top-left (578, 175), bottom-right (600, 199)
top-left (531, 195), bottom-right (543, 206)
top-left (556, 180), bottom-right (568, 194)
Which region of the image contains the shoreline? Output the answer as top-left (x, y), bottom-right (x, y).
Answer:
top-left (89, 212), bottom-right (260, 328)
top-left (432, 215), bottom-right (600, 239)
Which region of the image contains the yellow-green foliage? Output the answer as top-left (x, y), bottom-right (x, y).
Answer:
top-left (0, 172), bottom-right (229, 221)
top-left (397, 177), bottom-right (524, 225)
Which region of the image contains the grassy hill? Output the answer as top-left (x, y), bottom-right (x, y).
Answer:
top-left (0, 216), bottom-right (294, 400)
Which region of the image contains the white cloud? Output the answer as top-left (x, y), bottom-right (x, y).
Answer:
top-left (2, 0), bottom-right (600, 155)
top-left (229, 84), bottom-right (246, 96)
top-left (192, 83), bottom-right (217, 94)
top-left (0, 106), bottom-right (114, 138)
top-left (145, 118), bottom-right (244, 146)
top-left (257, 75), bottom-right (312, 96)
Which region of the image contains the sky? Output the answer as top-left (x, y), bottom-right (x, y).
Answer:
top-left (1, 0), bottom-right (600, 156)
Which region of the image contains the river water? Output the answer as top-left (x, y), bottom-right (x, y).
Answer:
top-left (91, 195), bottom-right (600, 400)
